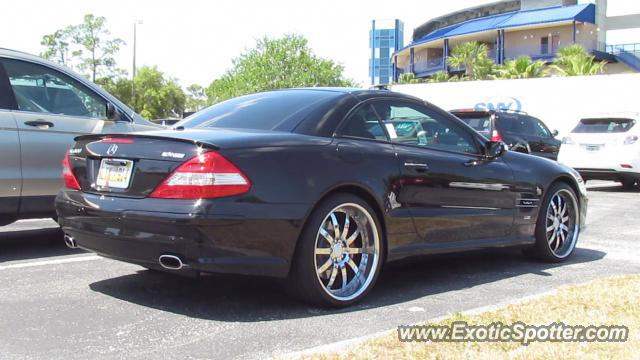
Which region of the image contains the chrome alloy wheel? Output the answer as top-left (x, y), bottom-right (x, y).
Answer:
top-left (313, 203), bottom-right (380, 301)
top-left (545, 189), bottom-right (579, 258)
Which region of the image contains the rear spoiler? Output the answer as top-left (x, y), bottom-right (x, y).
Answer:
top-left (74, 133), bottom-right (219, 150)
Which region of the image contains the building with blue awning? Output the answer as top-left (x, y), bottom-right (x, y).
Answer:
top-left (390, 0), bottom-right (639, 81)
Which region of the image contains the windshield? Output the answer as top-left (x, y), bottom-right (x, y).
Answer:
top-left (573, 118), bottom-right (636, 133)
top-left (175, 90), bottom-right (341, 131)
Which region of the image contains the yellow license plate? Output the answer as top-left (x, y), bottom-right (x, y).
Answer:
top-left (96, 159), bottom-right (134, 189)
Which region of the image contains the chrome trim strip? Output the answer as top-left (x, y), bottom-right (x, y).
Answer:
top-left (449, 182), bottom-right (509, 191)
top-left (442, 205), bottom-right (500, 210)
top-left (404, 162), bottom-right (429, 167)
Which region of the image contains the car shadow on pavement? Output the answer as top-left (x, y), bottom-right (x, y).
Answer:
top-left (0, 227), bottom-right (84, 263)
top-left (89, 246), bottom-right (606, 321)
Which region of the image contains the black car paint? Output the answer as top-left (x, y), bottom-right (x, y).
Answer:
top-left (56, 89), bottom-right (587, 278)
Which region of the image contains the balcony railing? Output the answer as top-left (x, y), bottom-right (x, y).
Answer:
top-left (414, 58), bottom-right (444, 73)
top-left (606, 43), bottom-right (640, 55)
top-left (411, 48), bottom-right (498, 75)
top-left (505, 44), bottom-right (558, 61)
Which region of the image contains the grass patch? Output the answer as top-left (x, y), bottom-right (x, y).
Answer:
top-left (302, 275), bottom-right (639, 360)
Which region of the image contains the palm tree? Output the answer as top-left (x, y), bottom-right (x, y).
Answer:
top-left (397, 73), bottom-right (423, 84)
top-left (447, 42), bottom-right (496, 80)
top-left (498, 56), bottom-right (546, 79)
top-left (550, 45), bottom-right (606, 76)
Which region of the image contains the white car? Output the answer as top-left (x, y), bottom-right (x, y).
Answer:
top-left (558, 113), bottom-right (639, 188)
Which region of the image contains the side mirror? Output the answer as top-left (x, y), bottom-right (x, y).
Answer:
top-left (106, 103), bottom-right (118, 121)
top-left (484, 140), bottom-right (506, 159)
top-left (552, 129), bottom-right (559, 137)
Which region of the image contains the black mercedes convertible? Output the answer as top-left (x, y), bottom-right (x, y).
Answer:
top-left (56, 88), bottom-right (588, 307)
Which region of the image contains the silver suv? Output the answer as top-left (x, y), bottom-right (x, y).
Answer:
top-left (0, 49), bottom-right (159, 226)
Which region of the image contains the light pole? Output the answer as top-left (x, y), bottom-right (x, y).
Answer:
top-left (132, 19), bottom-right (143, 106)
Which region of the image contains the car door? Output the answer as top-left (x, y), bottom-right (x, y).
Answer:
top-left (496, 114), bottom-right (533, 150)
top-left (1, 58), bottom-right (133, 213)
top-left (530, 117), bottom-right (561, 160)
top-left (0, 62), bottom-right (21, 223)
top-left (371, 99), bottom-right (517, 251)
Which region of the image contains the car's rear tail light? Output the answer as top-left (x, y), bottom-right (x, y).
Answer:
top-left (101, 137), bottom-right (135, 144)
top-left (150, 151), bottom-right (251, 199)
top-left (562, 136), bottom-right (575, 144)
top-left (490, 130), bottom-right (503, 142)
top-left (624, 135), bottom-right (638, 145)
top-left (62, 152), bottom-right (81, 190)
top-left (621, 164), bottom-right (633, 169)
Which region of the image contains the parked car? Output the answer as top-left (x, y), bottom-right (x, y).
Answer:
top-left (56, 88), bottom-right (587, 307)
top-left (0, 48), bottom-right (159, 226)
top-left (450, 109), bottom-right (561, 160)
top-left (558, 113), bottom-right (639, 188)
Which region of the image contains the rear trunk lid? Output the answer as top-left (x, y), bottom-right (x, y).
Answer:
top-left (68, 128), bottom-right (331, 198)
top-left (69, 134), bottom-right (207, 198)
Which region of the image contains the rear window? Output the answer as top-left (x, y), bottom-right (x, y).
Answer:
top-left (175, 90), bottom-right (340, 131)
top-left (573, 118), bottom-right (636, 133)
top-left (459, 116), bottom-right (492, 133)
top-left (495, 115), bottom-right (538, 134)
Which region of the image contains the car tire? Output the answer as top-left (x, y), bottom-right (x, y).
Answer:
top-left (289, 193), bottom-right (384, 307)
top-left (526, 183), bottom-right (580, 263)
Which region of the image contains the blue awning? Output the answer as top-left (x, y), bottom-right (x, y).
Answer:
top-left (403, 3), bottom-right (595, 50)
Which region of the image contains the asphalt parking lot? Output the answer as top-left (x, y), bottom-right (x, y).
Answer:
top-left (1, 181), bottom-right (639, 360)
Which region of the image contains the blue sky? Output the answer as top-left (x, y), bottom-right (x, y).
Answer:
top-left (1, 0), bottom-right (638, 87)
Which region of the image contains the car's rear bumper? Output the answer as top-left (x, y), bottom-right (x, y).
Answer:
top-left (55, 191), bottom-right (309, 278)
top-left (558, 145), bottom-right (640, 178)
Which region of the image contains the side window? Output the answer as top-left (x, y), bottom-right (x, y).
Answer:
top-left (373, 101), bottom-right (478, 154)
top-left (2, 59), bottom-right (106, 119)
top-left (533, 119), bottom-right (551, 137)
top-left (510, 117), bottom-right (536, 134)
top-left (340, 104), bottom-right (388, 141)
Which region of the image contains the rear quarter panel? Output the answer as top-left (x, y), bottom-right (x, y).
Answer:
top-left (219, 137), bottom-right (416, 260)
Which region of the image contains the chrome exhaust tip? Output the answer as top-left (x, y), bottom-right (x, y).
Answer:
top-left (158, 254), bottom-right (185, 270)
top-left (64, 234), bottom-right (77, 249)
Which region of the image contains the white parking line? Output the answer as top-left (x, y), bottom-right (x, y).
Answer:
top-left (0, 255), bottom-right (102, 271)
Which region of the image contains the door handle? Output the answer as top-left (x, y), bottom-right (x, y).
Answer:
top-left (24, 120), bottom-right (54, 129)
top-left (465, 159), bottom-right (483, 167)
top-left (404, 161), bottom-right (429, 172)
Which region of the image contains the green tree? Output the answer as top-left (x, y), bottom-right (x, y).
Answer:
top-left (99, 66), bottom-right (185, 119)
top-left (497, 56), bottom-right (546, 79)
top-left (447, 42), bottom-right (496, 80)
top-left (185, 84), bottom-right (207, 112)
top-left (69, 14), bottom-right (125, 82)
top-left (96, 77), bottom-right (133, 105)
top-left (206, 34), bottom-right (354, 103)
top-left (133, 66), bottom-right (185, 119)
top-left (550, 45), bottom-right (606, 76)
top-left (40, 14), bottom-right (125, 82)
top-left (40, 29), bottom-right (72, 66)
